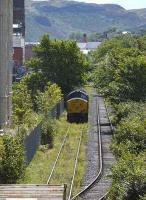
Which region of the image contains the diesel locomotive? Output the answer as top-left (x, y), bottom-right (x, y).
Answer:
top-left (66, 90), bottom-right (89, 123)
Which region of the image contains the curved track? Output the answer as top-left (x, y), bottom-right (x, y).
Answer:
top-left (72, 93), bottom-right (114, 200)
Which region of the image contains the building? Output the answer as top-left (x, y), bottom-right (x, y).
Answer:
top-left (13, 0), bottom-right (25, 37)
top-left (77, 42), bottom-right (101, 54)
top-left (25, 42), bottom-right (39, 61)
top-left (13, 0), bottom-right (25, 66)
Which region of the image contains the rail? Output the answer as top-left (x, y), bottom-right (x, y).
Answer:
top-left (47, 124), bottom-right (86, 200)
top-left (47, 126), bottom-right (70, 184)
top-left (68, 128), bottom-right (84, 200)
top-left (71, 97), bottom-right (104, 200)
top-left (100, 99), bottom-right (114, 200)
top-left (104, 99), bottom-right (114, 132)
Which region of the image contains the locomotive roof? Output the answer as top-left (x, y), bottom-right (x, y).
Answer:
top-left (66, 89), bottom-right (88, 101)
top-left (67, 89), bottom-right (88, 97)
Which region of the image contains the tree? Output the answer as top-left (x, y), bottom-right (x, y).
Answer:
top-left (24, 72), bottom-right (48, 110)
top-left (36, 82), bottom-right (62, 116)
top-left (27, 34), bottom-right (89, 94)
top-left (92, 36), bottom-right (146, 102)
top-left (12, 80), bottom-right (33, 124)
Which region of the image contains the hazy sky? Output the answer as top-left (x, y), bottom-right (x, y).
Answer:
top-left (74, 0), bottom-right (146, 9)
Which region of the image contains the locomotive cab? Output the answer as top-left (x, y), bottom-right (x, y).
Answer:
top-left (66, 90), bottom-right (89, 123)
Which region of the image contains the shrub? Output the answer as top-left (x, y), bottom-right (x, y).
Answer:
top-left (0, 134), bottom-right (25, 183)
top-left (107, 153), bottom-right (146, 200)
top-left (41, 119), bottom-right (56, 148)
top-left (112, 114), bottom-right (146, 157)
top-left (112, 101), bottom-right (145, 124)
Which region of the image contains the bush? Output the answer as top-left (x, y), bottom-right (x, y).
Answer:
top-left (112, 114), bottom-right (146, 157)
top-left (112, 101), bottom-right (145, 124)
top-left (140, 195), bottom-right (146, 200)
top-left (12, 80), bottom-right (33, 124)
top-left (107, 153), bottom-right (146, 200)
top-left (92, 35), bottom-right (146, 102)
top-left (36, 82), bottom-right (62, 116)
top-left (41, 119), bottom-right (56, 148)
top-left (0, 134), bottom-right (25, 183)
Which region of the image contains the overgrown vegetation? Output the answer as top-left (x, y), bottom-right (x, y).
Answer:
top-left (41, 118), bottom-right (56, 148)
top-left (91, 34), bottom-right (146, 199)
top-left (19, 115), bottom-right (88, 198)
top-left (0, 134), bottom-right (25, 183)
top-left (0, 33), bottom-right (89, 184)
top-left (0, 78), bottom-right (62, 183)
top-left (92, 34), bottom-right (146, 102)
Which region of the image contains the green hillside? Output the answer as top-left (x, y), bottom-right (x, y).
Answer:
top-left (25, 0), bottom-right (146, 42)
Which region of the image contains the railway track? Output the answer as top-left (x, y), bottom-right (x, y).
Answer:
top-left (47, 124), bottom-right (86, 199)
top-left (47, 126), bottom-right (71, 184)
top-left (71, 93), bottom-right (114, 200)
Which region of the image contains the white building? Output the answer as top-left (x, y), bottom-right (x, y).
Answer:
top-left (77, 42), bottom-right (101, 54)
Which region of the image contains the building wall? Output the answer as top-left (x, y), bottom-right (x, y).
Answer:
top-left (13, 47), bottom-right (23, 65)
top-left (25, 44), bottom-right (36, 61)
top-left (13, 0), bottom-right (25, 67)
top-left (13, 0), bottom-right (25, 37)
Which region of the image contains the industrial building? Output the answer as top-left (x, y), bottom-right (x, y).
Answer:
top-left (13, 0), bottom-right (26, 81)
top-left (13, 0), bottom-right (25, 66)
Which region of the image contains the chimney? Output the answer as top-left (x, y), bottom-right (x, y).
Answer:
top-left (83, 33), bottom-right (87, 43)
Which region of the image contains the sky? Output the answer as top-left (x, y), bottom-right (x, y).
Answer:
top-left (74, 0), bottom-right (146, 9)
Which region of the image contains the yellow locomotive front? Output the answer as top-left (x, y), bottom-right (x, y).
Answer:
top-left (66, 90), bottom-right (88, 123)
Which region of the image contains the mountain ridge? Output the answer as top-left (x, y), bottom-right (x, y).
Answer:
top-left (25, 0), bottom-right (146, 42)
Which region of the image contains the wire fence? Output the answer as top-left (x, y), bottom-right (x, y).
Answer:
top-left (24, 100), bottom-right (65, 164)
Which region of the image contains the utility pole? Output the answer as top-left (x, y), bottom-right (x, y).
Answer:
top-left (0, 0), bottom-right (13, 130)
top-left (7, 0), bottom-right (13, 125)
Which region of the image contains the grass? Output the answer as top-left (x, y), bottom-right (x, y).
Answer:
top-left (19, 113), bottom-right (88, 197)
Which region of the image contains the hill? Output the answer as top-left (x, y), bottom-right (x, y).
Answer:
top-left (25, 0), bottom-right (146, 42)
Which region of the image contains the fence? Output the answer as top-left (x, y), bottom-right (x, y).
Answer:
top-left (24, 123), bottom-right (42, 164)
top-left (24, 99), bottom-right (65, 164)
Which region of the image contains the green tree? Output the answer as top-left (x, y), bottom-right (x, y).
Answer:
top-left (12, 80), bottom-right (33, 124)
top-left (93, 43), bottom-right (146, 102)
top-left (27, 34), bottom-right (89, 94)
top-left (36, 82), bottom-right (62, 116)
top-left (24, 73), bottom-right (48, 110)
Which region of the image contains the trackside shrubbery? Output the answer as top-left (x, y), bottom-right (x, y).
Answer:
top-left (91, 34), bottom-right (146, 199)
top-left (0, 134), bottom-right (25, 183)
top-left (112, 112), bottom-right (146, 157)
top-left (92, 35), bottom-right (146, 102)
top-left (107, 153), bottom-right (146, 200)
top-left (1, 33), bottom-right (89, 184)
top-left (41, 118), bottom-right (56, 148)
top-left (0, 75), bottom-right (62, 183)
